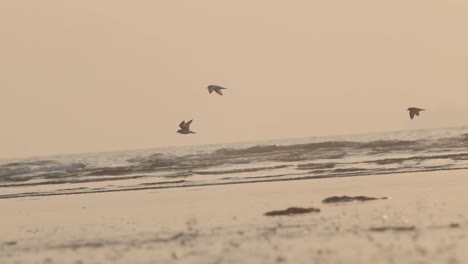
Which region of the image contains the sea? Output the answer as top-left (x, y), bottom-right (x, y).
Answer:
top-left (1, 126), bottom-right (468, 199)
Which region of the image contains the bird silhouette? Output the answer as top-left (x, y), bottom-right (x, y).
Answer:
top-left (207, 85), bottom-right (227, 96)
top-left (407, 107), bottom-right (425, 120)
top-left (177, 120), bottom-right (196, 134)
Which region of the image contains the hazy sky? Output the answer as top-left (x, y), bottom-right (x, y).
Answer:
top-left (1, 1), bottom-right (467, 159)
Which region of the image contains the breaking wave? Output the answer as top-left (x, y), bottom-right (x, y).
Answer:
top-left (2, 126), bottom-right (468, 199)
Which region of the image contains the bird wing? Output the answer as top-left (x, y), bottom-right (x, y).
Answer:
top-left (179, 121), bottom-right (186, 129)
top-left (214, 88), bottom-right (223, 95)
top-left (185, 120), bottom-right (193, 128)
top-left (415, 111), bottom-right (420, 116)
top-left (409, 111), bottom-right (415, 119)
top-left (208, 87), bottom-right (214, 93)
top-left (209, 85), bottom-right (226, 89)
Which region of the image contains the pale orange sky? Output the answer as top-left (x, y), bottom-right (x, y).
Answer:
top-left (1, 1), bottom-right (467, 159)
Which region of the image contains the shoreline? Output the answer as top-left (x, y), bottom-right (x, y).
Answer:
top-left (3, 166), bottom-right (468, 200)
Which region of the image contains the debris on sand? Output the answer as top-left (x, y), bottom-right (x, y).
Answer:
top-left (264, 207), bottom-right (320, 216)
top-left (369, 226), bottom-right (415, 232)
top-left (429, 223), bottom-right (461, 229)
top-left (322, 195), bottom-right (388, 204)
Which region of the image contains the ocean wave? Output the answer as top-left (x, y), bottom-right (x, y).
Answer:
top-left (0, 161), bottom-right (87, 181)
top-left (192, 165), bottom-right (291, 175)
top-left (296, 163), bottom-right (336, 170)
top-left (358, 140), bottom-right (418, 150)
top-left (365, 152), bottom-right (468, 165)
top-left (3, 127), bottom-right (468, 199)
top-left (332, 167), bottom-right (369, 173)
top-left (214, 141), bottom-right (357, 156)
top-left (0, 138), bottom-right (464, 183)
top-left (3, 166), bottom-right (468, 200)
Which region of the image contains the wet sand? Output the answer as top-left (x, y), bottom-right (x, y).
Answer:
top-left (1, 170), bottom-right (468, 264)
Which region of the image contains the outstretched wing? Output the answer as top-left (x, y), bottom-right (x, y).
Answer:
top-left (409, 111), bottom-right (415, 119)
top-left (214, 88), bottom-right (223, 95)
top-left (179, 121), bottom-right (186, 129)
top-left (185, 120), bottom-right (193, 129)
top-left (208, 85), bottom-right (226, 92)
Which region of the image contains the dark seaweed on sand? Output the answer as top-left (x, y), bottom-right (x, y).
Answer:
top-left (369, 226), bottom-right (415, 232)
top-left (322, 195), bottom-right (388, 204)
top-left (264, 207), bottom-right (320, 216)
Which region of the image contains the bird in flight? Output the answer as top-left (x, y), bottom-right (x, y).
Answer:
top-left (407, 107), bottom-right (425, 120)
top-left (177, 120), bottom-right (196, 134)
top-left (207, 85), bottom-right (227, 96)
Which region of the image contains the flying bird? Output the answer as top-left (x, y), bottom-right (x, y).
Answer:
top-left (407, 107), bottom-right (425, 120)
top-left (207, 85), bottom-right (227, 96)
top-left (177, 120), bottom-right (196, 134)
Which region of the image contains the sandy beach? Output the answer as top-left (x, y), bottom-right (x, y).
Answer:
top-left (1, 170), bottom-right (467, 264)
